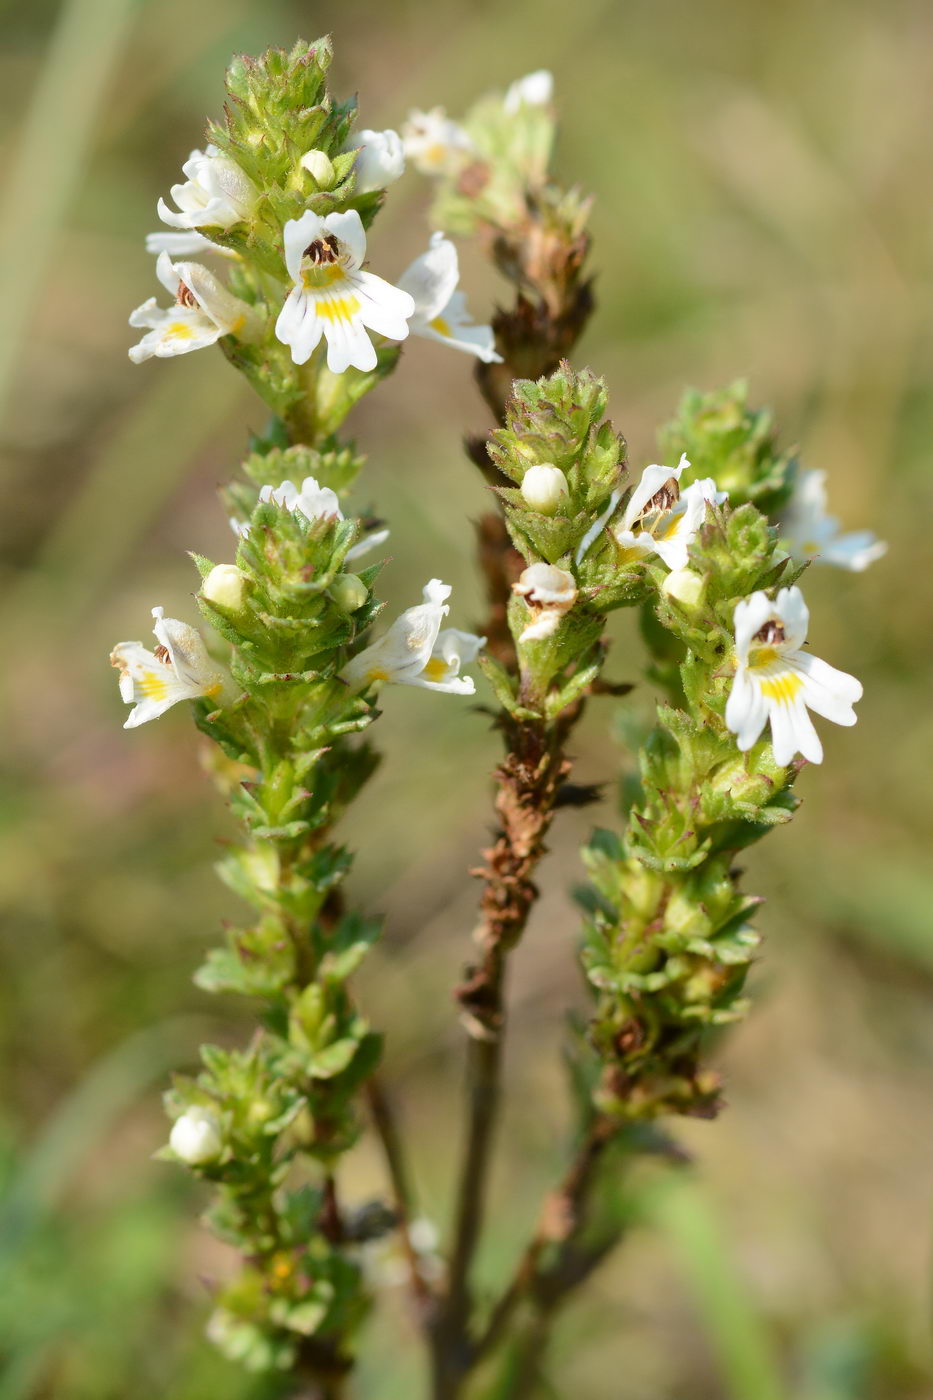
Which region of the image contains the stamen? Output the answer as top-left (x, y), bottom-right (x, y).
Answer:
top-left (641, 479), bottom-right (680, 518)
top-left (154, 644), bottom-right (172, 664)
top-left (303, 234), bottom-right (341, 265)
top-left (753, 621), bottom-right (785, 645)
top-left (175, 283), bottom-right (198, 309)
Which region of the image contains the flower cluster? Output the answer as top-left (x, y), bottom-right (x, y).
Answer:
top-left (130, 49), bottom-right (503, 393)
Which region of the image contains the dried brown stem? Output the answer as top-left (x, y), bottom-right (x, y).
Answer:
top-left (431, 203), bottom-right (597, 1397)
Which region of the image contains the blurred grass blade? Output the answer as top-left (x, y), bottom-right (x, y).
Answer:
top-left (645, 1174), bottom-right (785, 1400)
top-left (0, 0), bottom-right (140, 433)
top-left (0, 363), bottom-right (246, 636)
top-left (0, 1015), bottom-right (214, 1274)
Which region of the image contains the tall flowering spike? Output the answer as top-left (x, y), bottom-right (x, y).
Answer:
top-left (577, 455), bottom-right (726, 570)
top-left (398, 233), bottom-right (501, 363)
top-left (129, 253), bottom-right (256, 362)
top-left (275, 209), bottom-right (415, 372)
top-left (157, 146), bottom-right (258, 231)
top-left (779, 469), bottom-right (887, 571)
top-left (110, 608), bottom-right (225, 728)
top-left (725, 586), bottom-right (862, 765)
top-left (342, 579), bottom-right (483, 694)
top-left (401, 108), bottom-right (474, 176)
top-left (345, 128), bottom-right (406, 194)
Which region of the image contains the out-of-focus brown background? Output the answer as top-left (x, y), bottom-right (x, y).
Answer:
top-left (2, 1), bottom-right (932, 1396)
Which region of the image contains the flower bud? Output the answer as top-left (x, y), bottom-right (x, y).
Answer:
top-left (661, 568), bottom-right (705, 610)
top-left (521, 464), bottom-right (569, 515)
top-left (330, 573), bottom-right (369, 613)
top-left (169, 1109), bottom-right (222, 1165)
top-left (300, 148), bottom-right (335, 186)
top-left (202, 564), bottom-right (250, 615)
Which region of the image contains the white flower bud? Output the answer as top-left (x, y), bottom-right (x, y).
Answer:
top-left (300, 148), bottom-right (335, 186)
top-left (661, 568), bottom-right (705, 610)
top-left (169, 1110), bottom-right (222, 1165)
top-left (201, 563), bottom-right (250, 615)
top-left (520, 464), bottom-right (569, 515)
top-left (330, 573), bottom-right (369, 613)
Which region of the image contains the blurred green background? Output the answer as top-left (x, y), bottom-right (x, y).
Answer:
top-left (2, 0), bottom-right (933, 1396)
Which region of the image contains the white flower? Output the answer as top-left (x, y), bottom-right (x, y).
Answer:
top-left (346, 128), bottom-right (406, 193)
top-left (779, 469), bottom-right (887, 572)
top-left (513, 563), bottom-right (577, 641)
top-left (111, 607), bottom-right (225, 728)
top-left (398, 233), bottom-right (501, 363)
top-left (169, 1109), bottom-right (223, 1165)
top-left (503, 70), bottom-right (554, 114)
top-left (145, 230), bottom-right (236, 258)
top-left (521, 464), bottom-right (569, 515)
top-left (157, 145), bottom-right (257, 231)
top-left (402, 108), bottom-right (474, 176)
top-left (236, 475), bottom-right (389, 563)
top-left (275, 209), bottom-right (414, 373)
top-left (612, 458), bottom-right (726, 570)
top-left (259, 476), bottom-right (341, 519)
top-left (725, 586), bottom-right (862, 766)
top-left (342, 579), bottom-right (483, 695)
top-left (128, 252), bottom-right (256, 363)
top-left (577, 457), bottom-right (726, 570)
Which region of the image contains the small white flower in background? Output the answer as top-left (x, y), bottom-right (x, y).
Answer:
top-left (402, 108), bottom-right (474, 176)
top-left (169, 1109), bottom-right (223, 1165)
top-left (157, 145), bottom-right (257, 231)
top-left (398, 233), bottom-right (501, 363)
top-left (111, 608), bottom-right (225, 729)
top-left (342, 579), bottom-right (483, 695)
top-left (300, 148), bottom-right (336, 186)
top-left (503, 69), bottom-right (554, 115)
top-left (779, 469), bottom-right (887, 572)
top-left (234, 475), bottom-right (389, 563)
top-left (576, 456), bottom-right (726, 569)
top-left (275, 209), bottom-right (414, 373)
top-left (521, 463), bottom-right (569, 515)
top-left (513, 562), bottom-right (577, 641)
top-left (725, 585), bottom-right (862, 766)
top-left (145, 230), bottom-right (236, 258)
top-left (345, 128), bottom-right (406, 193)
top-left (129, 252), bottom-right (256, 363)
